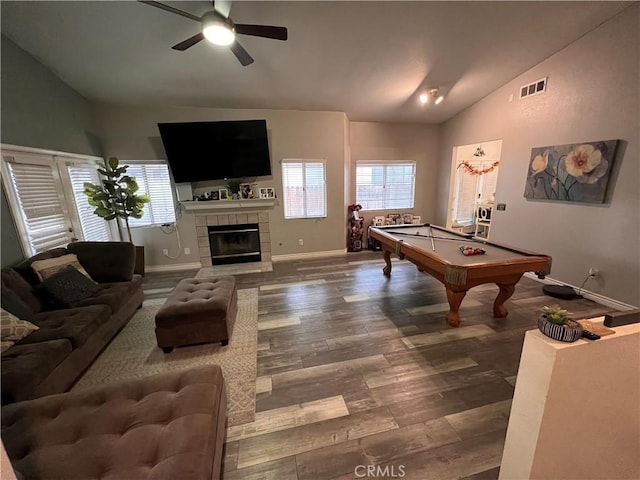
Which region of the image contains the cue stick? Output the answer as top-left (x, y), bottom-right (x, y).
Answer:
top-left (428, 224), bottom-right (436, 251)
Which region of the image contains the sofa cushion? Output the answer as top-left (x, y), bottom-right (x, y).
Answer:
top-left (40, 266), bottom-right (102, 308)
top-left (0, 339), bottom-right (73, 405)
top-left (12, 248), bottom-right (68, 286)
top-left (0, 289), bottom-right (34, 320)
top-left (1, 268), bottom-right (42, 313)
top-left (0, 308), bottom-right (39, 352)
top-left (30, 253), bottom-right (92, 282)
top-left (70, 283), bottom-right (133, 314)
top-left (67, 242), bottom-right (136, 283)
top-left (1, 365), bottom-right (226, 480)
top-left (24, 305), bottom-right (110, 348)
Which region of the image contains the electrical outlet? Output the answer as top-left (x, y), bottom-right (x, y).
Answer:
top-left (298, 239), bottom-right (304, 246)
top-left (162, 249), bottom-right (169, 256)
top-left (184, 247), bottom-right (190, 255)
top-left (496, 203), bottom-right (507, 211)
top-left (589, 267), bottom-right (599, 278)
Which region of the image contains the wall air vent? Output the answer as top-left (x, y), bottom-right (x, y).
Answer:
top-left (520, 77), bottom-right (547, 99)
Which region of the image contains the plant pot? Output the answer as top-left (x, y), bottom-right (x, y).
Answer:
top-left (134, 245), bottom-right (145, 277)
top-left (537, 314), bottom-right (583, 342)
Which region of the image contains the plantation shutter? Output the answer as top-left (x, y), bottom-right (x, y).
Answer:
top-left (282, 161), bottom-right (326, 219)
top-left (3, 153), bottom-right (74, 255)
top-left (66, 161), bottom-right (113, 242)
top-left (125, 163), bottom-right (176, 227)
top-left (356, 162), bottom-right (415, 210)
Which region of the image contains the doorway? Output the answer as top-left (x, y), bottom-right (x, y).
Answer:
top-left (446, 140), bottom-right (502, 239)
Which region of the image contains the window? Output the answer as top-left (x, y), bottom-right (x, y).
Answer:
top-left (66, 161), bottom-right (114, 242)
top-left (356, 162), bottom-right (415, 210)
top-left (1, 150), bottom-right (114, 256)
top-left (282, 160), bottom-right (326, 219)
top-left (125, 162), bottom-right (176, 227)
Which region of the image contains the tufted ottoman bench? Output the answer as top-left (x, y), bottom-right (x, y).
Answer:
top-left (1, 364), bottom-right (227, 479)
top-left (155, 276), bottom-right (237, 353)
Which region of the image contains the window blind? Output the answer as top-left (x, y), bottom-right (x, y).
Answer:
top-left (356, 162), bottom-right (415, 210)
top-left (125, 163), bottom-right (176, 227)
top-left (5, 156), bottom-right (74, 254)
top-left (282, 161), bottom-right (326, 219)
top-left (66, 162), bottom-right (113, 242)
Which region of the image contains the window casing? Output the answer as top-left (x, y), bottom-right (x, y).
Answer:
top-left (1, 149), bottom-right (177, 257)
top-left (281, 160), bottom-right (327, 219)
top-left (1, 149), bottom-right (115, 256)
top-left (356, 162), bottom-right (416, 210)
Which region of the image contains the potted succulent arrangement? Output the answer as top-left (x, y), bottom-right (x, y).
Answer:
top-left (537, 304), bottom-right (583, 342)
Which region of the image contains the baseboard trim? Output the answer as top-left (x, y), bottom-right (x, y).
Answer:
top-left (523, 272), bottom-right (637, 311)
top-left (145, 262), bottom-right (202, 273)
top-left (272, 249), bottom-right (347, 262)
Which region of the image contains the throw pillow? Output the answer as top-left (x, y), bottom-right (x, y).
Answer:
top-left (30, 254), bottom-right (92, 282)
top-left (0, 307), bottom-right (39, 351)
top-left (40, 265), bottom-right (102, 308)
top-left (1, 339), bottom-right (15, 353)
top-left (0, 290), bottom-right (34, 320)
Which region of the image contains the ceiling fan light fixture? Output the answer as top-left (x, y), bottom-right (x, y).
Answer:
top-left (419, 92), bottom-right (429, 105)
top-left (202, 12), bottom-right (235, 46)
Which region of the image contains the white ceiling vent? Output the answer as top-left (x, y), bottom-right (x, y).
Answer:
top-left (520, 77), bottom-right (547, 99)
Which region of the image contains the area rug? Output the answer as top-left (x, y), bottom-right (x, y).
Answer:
top-left (73, 288), bottom-right (259, 426)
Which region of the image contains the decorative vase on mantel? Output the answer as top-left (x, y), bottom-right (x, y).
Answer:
top-left (537, 305), bottom-right (583, 342)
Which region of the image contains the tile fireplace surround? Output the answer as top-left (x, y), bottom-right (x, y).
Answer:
top-left (195, 212), bottom-right (271, 267)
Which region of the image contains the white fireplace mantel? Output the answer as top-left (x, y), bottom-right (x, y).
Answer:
top-left (180, 199), bottom-right (276, 213)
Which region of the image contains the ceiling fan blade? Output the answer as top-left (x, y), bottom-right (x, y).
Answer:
top-left (229, 41), bottom-right (254, 66)
top-left (213, 0), bottom-right (232, 19)
top-left (235, 24), bottom-right (288, 41)
top-left (172, 33), bottom-right (205, 51)
top-left (138, 1), bottom-right (201, 22)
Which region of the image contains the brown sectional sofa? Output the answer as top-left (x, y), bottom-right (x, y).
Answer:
top-left (1, 242), bottom-right (229, 479)
top-left (0, 241), bottom-right (144, 405)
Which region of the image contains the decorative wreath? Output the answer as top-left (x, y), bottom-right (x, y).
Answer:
top-left (348, 203), bottom-right (362, 211)
top-left (457, 160), bottom-right (500, 175)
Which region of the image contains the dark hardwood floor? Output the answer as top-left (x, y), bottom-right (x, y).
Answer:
top-left (142, 251), bottom-right (616, 480)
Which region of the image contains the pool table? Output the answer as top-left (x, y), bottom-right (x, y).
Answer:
top-left (369, 224), bottom-right (552, 327)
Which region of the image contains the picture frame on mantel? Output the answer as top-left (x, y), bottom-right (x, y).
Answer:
top-left (219, 188), bottom-right (228, 200)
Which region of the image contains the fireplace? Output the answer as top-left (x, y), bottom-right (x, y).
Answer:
top-left (208, 223), bottom-right (261, 265)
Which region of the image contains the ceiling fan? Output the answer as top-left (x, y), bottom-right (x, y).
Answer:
top-left (139, 1), bottom-right (288, 66)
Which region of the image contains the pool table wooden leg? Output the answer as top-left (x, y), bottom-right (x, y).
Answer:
top-left (445, 289), bottom-right (467, 327)
top-left (494, 283), bottom-right (516, 317)
top-left (382, 250), bottom-right (392, 276)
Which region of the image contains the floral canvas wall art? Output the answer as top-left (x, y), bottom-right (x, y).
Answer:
top-left (524, 139), bottom-right (620, 203)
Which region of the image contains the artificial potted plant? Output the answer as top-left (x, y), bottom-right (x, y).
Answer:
top-left (226, 179), bottom-right (242, 199)
top-left (537, 304), bottom-right (583, 342)
top-left (83, 157), bottom-right (150, 273)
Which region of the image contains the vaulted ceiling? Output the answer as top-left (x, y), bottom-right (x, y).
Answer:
top-left (1, 1), bottom-right (632, 123)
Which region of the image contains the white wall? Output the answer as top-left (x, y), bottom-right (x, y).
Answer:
top-left (500, 323), bottom-right (640, 480)
top-left (350, 122), bottom-right (441, 223)
top-left (0, 36), bottom-right (102, 267)
top-left (437, 5), bottom-right (640, 306)
top-left (92, 104), bottom-right (348, 265)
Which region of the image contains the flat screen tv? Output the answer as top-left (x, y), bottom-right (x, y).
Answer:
top-left (157, 119), bottom-right (271, 183)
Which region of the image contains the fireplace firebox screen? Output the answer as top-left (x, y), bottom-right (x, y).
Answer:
top-left (208, 223), bottom-right (261, 265)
